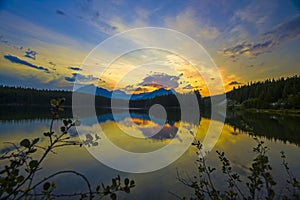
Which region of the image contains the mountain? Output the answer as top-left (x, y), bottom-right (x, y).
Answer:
top-left (75, 84), bottom-right (112, 98)
top-left (75, 84), bottom-right (175, 100)
top-left (130, 88), bottom-right (175, 100)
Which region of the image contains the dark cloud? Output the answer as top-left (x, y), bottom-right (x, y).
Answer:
top-left (138, 73), bottom-right (181, 89)
top-left (228, 81), bottom-right (242, 85)
top-left (223, 14), bottom-right (300, 60)
top-left (264, 14), bottom-right (300, 43)
top-left (223, 40), bottom-right (273, 59)
top-left (56, 10), bottom-right (65, 15)
top-left (65, 73), bottom-right (98, 83)
top-left (4, 55), bottom-right (49, 73)
top-left (65, 76), bottom-right (75, 82)
top-left (69, 66), bottom-right (82, 71)
top-left (24, 49), bottom-right (37, 60)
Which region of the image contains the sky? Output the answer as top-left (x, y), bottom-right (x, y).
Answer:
top-left (0, 0), bottom-right (299, 96)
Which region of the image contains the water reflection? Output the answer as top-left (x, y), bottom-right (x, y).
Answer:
top-left (225, 111), bottom-right (300, 146)
top-left (1, 106), bottom-right (299, 146)
top-left (0, 107), bottom-right (300, 199)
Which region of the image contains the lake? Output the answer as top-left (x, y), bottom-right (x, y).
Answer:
top-left (0, 106), bottom-right (300, 199)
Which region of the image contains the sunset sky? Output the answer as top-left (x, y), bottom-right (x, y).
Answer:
top-left (0, 0), bottom-right (299, 96)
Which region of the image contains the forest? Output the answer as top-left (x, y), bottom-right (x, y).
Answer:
top-left (0, 75), bottom-right (299, 110)
top-left (226, 75), bottom-right (300, 109)
top-left (0, 85), bottom-right (111, 107)
top-left (0, 85), bottom-right (201, 109)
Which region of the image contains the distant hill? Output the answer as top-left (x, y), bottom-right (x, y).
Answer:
top-left (75, 84), bottom-right (175, 100)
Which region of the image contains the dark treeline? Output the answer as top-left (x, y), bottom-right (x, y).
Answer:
top-left (2, 75), bottom-right (299, 110)
top-left (0, 85), bottom-right (202, 109)
top-left (0, 85), bottom-right (73, 106)
top-left (226, 75), bottom-right (300, 109)
top-left (0, 85), bottom-right (111, 107)
top-left (0, 106), bottom-right (73, 121)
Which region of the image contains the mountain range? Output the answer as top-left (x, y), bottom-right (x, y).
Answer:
top-left (75, 84), bottom-right (175, 100)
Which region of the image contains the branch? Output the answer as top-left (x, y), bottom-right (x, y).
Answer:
top-left (17, 170), bottom-right (92, 200)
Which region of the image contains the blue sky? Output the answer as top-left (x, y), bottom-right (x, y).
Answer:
top-left (0, 0), bottom-right (299, 95)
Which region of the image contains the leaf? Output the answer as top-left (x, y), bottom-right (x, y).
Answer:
top-left (110, 193), bottom-right (117, 200)
top-left (28, 148), bottom-right (37, 154)
top-left (17, 175), bottom-right (24, 183)
top-left (130, 180), bottom-right (135, 187)
top-left (58, 98), bottom-right (65, 105)
top-left (124, 178), bottom-right (129, 186)
top-left (21, 187), bottom-right (31, 193)
top-left (20, 139), bottom-right (30, 148)
top-left (32, 138), bottom-right (39, 146)
top-left (43, 182), bottom-right (50, 190)
top-left (124, 186), bottom-right (130, 193)
top-left (63, 119), bottom-right (68, 126)
top-left (44, 132), bottom-right (50, 137)
top-left (96, 185), bottom-right (100, 192)
top-left (50, 99), bottom-right (57, 106)
top-left (86, 134), bottom-right (93, 141)
top-left (112, 178), bottom-right (117, 187)
top-left (60, 126), bottom-right (66, 132)
top-left (29, 160), bottom-right (38, 169)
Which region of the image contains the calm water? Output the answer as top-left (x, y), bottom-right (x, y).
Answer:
top-left (1, 106), bottom-right (300, 199)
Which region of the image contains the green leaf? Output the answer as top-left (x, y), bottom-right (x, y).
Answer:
top-left (50, 99), bottom-right (57, 106)
top-left (20, 139), bottom-right (30, 148)
top-left (28, 148), bottom-right (37, 154)
top-left (124, 178), bottom-right (129, 186)
top-left (51, 182), bottom-right (56, 188)
top-left (17, 176), bottom-right (24, 183)
top-left (29, 160), bottom-right (38, 169)
top-left (43, 182), bottom-right (50, 191)
top-left (124, 186), bottom-right (130, 193)
top-left (11, 169), bottom-right (19, 177)
top-left (110, 193), bottom-right (117, 200)
top-left (130, 180), bottom-right (135, 187)
top-left (86, 134), bottom-right (93, 141)
top-left (63, 119), bottom-right (68, 126)
top-left (96, 185), bottom-right (100, 192)
top-left (32, 138), bottom-right (39, 146)
top-left (60, 126), bottom-right (66, 132)
top-left (21, 187), bottom-right (31, 193)
top-left (58, 98), bottom-right (65, 105)
top-left (44, 132), bottom-right (50, 137)
top-left (112, 178), bottom-right (117, 187)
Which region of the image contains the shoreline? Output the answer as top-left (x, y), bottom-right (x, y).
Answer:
top-left (241, 108), bottom-right (300, 117)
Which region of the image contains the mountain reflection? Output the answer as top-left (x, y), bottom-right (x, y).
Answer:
top-left (94, 110), bottom-right (182, 141)
top-left (1, 106), bottom-right (300, 146)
